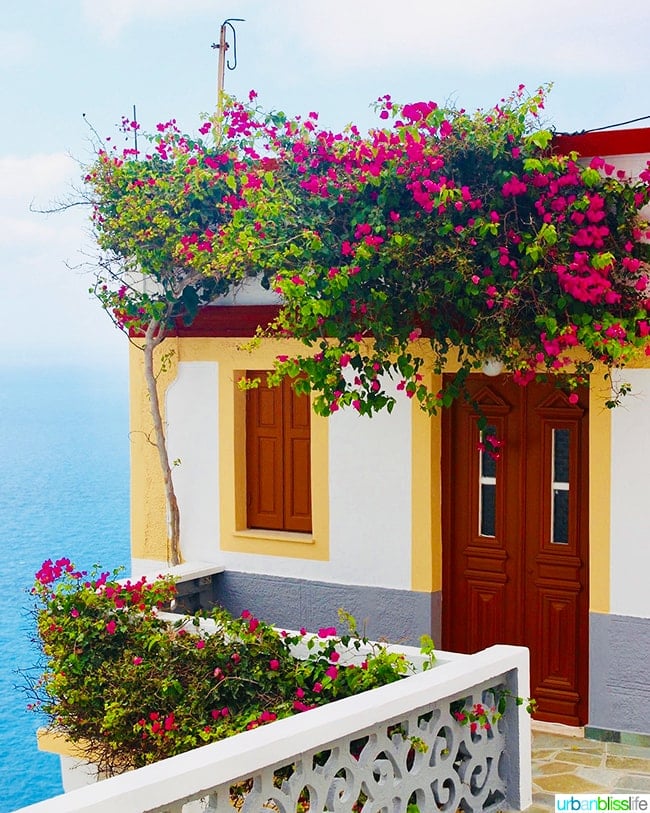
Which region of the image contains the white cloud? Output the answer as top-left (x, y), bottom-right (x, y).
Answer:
top-left (0, 29), bottom-right (35, 67)
top-left (0, 153), bottom-right (87, 253)
top-left (0, 153), bottom-right (79, 209)
top-left (276, 0), bottom-right (649, 76)
top-left (80, 0), bottom-right (216, 40)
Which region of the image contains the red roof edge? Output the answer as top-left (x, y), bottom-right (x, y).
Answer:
top-left (169, 305), bottom-right (281, 338)
top-left (552, 128), bottom-right (650, 158)
top-left (128, 305), bottom-right (282, 339)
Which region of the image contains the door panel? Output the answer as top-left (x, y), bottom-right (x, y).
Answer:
top-left (442, 376), bottom-right (589, 725)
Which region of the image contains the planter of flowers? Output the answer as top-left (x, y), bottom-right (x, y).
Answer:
top-left (26, 559), bottom-right (533, 812)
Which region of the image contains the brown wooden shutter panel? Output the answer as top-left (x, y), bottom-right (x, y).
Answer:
top-left (246, 373), bottom-right (312, 533)
top-left (283, 379), bottom-right (312, 532)
top-left (246, 373), bottom-right (284, 529)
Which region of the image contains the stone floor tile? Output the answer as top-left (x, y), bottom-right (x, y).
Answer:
top-left (573, 766), bottom-right (622, 789)
top-left (605, 755), bottom-right (650, 774)
top-left (534, 761), bottom-right (586, 777)
top-left (534, 773), bottom-right (608, 793)
top-left (567, 739), bottom-right (608, 752)
top-left (607, 742), bottom-right (650, 760)
top-left (531, 791), bottom-right (557, 810)
top-left (613, 774), bottom-right (650, 792)
top-left (532, 733), bottom-right (581, 750)
top-left (533, 747), bottom-right (565, 761)
top-left (554, 750), bottom-right (604, 768)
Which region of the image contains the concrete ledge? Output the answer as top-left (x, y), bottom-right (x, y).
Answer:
top-left (128, 560), bottom-right (225, 583)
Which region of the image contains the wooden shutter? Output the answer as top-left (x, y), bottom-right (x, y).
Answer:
top-left (283, 379), bottom-right (312, 532)
top-left (246, 373), bottom-right (312, 532)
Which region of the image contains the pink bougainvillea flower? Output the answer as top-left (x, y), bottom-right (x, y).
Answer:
top-left (269, 659), bottom-right (280, 671)
top-left (325, 665), bottom-right (338, 680)
top-left (318, 626), bottom-right (337, 638)
top-left (132, 656), bottom-right (143, 665)
top-left (313, 682), bottom-right (323, 694)
top-left (105, 620), bottom-right (117, 635)
top-left (196, 640), bottom-right (205, 650)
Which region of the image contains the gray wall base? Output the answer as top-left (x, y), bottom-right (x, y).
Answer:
top-left (211, 571), bottom-right (441, 647)
top-left (590, 612), bottom-right (650, 736)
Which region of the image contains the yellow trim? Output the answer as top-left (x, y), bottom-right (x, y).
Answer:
top-left (588, 377), bottom-right (612, 613)
top-left (129, 340), bottom-right (180, 563)
top-left (411, 371), bottom-right (442, 592)
top-left (37, 728), bottom-right (87, 759)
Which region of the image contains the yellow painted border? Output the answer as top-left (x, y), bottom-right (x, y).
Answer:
top-left (129, 339), bottom-right (180, 563)
top-left (411, 371), bottom-right (442, 593)
top-left (588, 377), bottom-right (612, 614)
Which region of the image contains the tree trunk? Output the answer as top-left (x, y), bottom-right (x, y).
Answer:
top-left (143, 320), bottom-right (181, 565)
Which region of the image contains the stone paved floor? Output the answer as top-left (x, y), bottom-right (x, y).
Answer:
top-left (527, 728), bottom-right (650, 811)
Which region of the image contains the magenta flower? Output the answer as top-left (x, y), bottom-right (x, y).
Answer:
top-left (132, 656), bottom-right (143, 665)
top-left (196, 640), bottom-right (205, 650)
top-left (105, 620), bottom-right (116, 635)
top-left (325, 665), bottom-right (338, 680)
top-left (269, 659), bottom-right (280, 671)
top-left (313, 682), bottom-right (323, 694)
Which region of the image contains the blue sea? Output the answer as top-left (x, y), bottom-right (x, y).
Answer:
top-left (0, 366), bottom-right (130, 812)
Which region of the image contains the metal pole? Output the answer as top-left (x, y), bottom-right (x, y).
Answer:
top-left (216, 22), bottom-right (227, 118)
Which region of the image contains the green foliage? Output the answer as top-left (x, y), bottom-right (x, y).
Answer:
top-left (85, 85), bottom-right (650, 423)
top-left (29, 559), bottom-right (421, 776)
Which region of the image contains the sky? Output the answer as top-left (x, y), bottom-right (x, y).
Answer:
top-left (1, 0), bottom-right (649, 370)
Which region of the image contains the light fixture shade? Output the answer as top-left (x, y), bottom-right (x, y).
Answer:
top-left (482, 358), bottom-right (504, 377)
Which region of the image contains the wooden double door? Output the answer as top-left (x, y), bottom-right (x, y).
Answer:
top-left (442, 376), bottom-right (589, 725)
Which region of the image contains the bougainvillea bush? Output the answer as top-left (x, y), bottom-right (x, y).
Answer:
top-left (28, 559), bottom-right (434, 775)
top-left (265, 85), bottom-right (650, 416)
top-left (89, 86), bottom-right (650, 419)
top-left (84, 85), bottom-right (650, 552)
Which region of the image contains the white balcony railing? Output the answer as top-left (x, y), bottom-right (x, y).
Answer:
top-left (17, 641), bottom-right (531, 813)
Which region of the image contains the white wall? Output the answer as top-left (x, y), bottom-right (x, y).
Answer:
top-left (166, 362), bottom-right (221, 564)
top-left (610, 368), bottom-right (650, 618)
top-left (165, 362), bottom-right (413, 590)
top-left (327, 383), bottom-right (412, 588)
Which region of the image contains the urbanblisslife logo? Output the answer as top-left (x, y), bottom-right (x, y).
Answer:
top-left (556, 796), bottom-right (650, 812)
